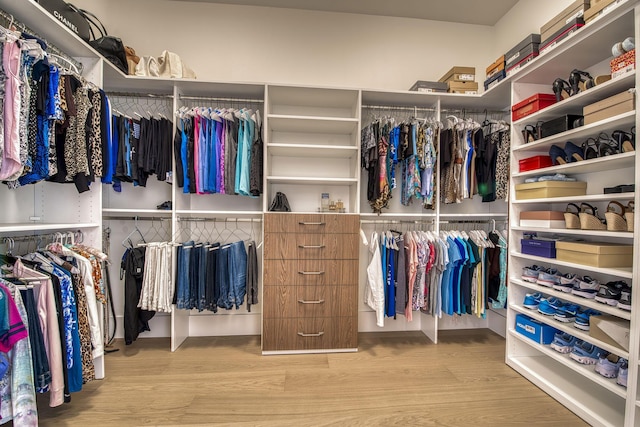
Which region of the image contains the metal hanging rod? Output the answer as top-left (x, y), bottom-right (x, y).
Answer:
top-left (103, 216), bottom-right (172, 222)
top-left (177, 217), bottom-right (263, 223)
top-left (440, 219), bottom-right (508, 224)
top-left (440, 108), bottom-right (509, 116)
top-left (179, 95), bottom-right (264, 103)
top-left (107, 92), bottom-right (174, 99)
top-left (2, 230), bottom-right (83, 243)
top-left (0, 7), bottom-right (84, 73)
top-left (362, 105), bottom-right (436, 113)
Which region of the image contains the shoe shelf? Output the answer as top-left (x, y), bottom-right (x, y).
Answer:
top-left (508, 330), bottom-right (627, 398)
top-left (510, 226), bottom-right (634, 240)
top-left (512, 192), bottom-right (635, 205)
top-left (513, 152), bottom-right (636, 178)
top-left (511, 251), bottom-right (634, 280)
top-left (513, 73), bottom-right (636, 126)
top-left (511, 278), bottom-right (632, 321)
top-left (512, 111), bottom-right (636, 154)
top-left (510, 303), bottom-right (629, 359)
top-left (507, 353), bottom-right (625, 427)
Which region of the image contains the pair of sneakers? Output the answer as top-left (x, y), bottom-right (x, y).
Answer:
top-left (569, 340), bottom-right (608, 365)
top-left (536, 296), bottom-right (578, 322)
top-left (520, 265), bottom-right (562, 287)
top-left (594, 354), bottom-right (628, 383)
top-left (595, 281), bottom-right (631, 310)
top-left (554, 274), bottom-right (600, 299)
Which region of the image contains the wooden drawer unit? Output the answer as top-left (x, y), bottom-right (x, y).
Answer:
top-left (263, 232), bottom-right (358, 260)
top-left (263, 285), bottom-right (358, 319)
top-left (263, 259), bottom-right (358, 286)
top-left (262, 317), bottom-right (358, 352)
top-left (264, 213), bottom-right (360, 234)
top-left (262, 212), bottom-right (359, 354)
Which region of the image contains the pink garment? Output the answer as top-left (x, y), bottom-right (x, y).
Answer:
top-left (218, 119), bottom-right (226, 194)
top-left (0, 288), bottom-right (27, 353)
top-left (0, 40), bottom-right (23, 180)
top-left (13, 260), bottom-right (64, 407)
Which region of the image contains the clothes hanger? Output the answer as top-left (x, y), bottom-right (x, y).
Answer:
top-left (122, 217), bottom-right (146, 249)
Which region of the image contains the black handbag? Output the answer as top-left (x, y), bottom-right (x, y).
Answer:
top-left (37, 0), bottom-right (91, 41)
top-left (70, 6), bottom-right (129, 75)
top-left (268, 192), bottom-right (291, 212)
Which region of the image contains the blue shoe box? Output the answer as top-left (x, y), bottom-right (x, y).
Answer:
top-left (521, 238), bottom-right (556, 258)
top-left (515, 314), bottom-right (559, 344)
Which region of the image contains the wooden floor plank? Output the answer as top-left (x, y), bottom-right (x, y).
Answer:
top-left (35, 330), bottom-right (587, 426)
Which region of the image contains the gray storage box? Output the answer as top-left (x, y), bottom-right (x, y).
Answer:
top-left (505, 34), bottom-right (541, 67)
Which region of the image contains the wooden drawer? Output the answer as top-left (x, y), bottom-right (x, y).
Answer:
top-left (264, 213), bottom-right (359, 234)
top-left (263, 259), bottom-right (358, 286)
top-left (263, 232), bottom-right (358, 260)
top-left (262, 316), bottom-right (358, 352)
top-left (263, 285), bottom-right (358, 319)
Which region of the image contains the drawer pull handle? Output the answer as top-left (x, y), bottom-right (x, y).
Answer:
top-left (298, 271), bottom-right (325, 275)
top-left (298, 299), bottom-right (325, 304)
top-left (299, 222), bottom-right (326, 226)
top-left (298, 245), bottom-right (325, 249)
top-left (298, 331), bottom-right (324, 337)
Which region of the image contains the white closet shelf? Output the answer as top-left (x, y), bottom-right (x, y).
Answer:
top-left (0, 223), bottom-right (100, 234)
top-left (513, 73), bottom-right (636, 126)
top-left (513, 152), bottom-right (635, 178)
top-left (512, 111), bottom-right (636, 153)
top-left (512, 192), bottom-right (635, 205)
top-left (513, 1), bottom-right (636, 85)
top-left (267, 143), bottom-right (358, 158)
top-left (510, 278), bottom-right (632, 321)
top-left (267, 85), bottom-right (358, 110)
top-left (510, 303), bottom-right (629, 359)
top-left (102, 209), bottom-right (172, 218)
top-left (510, 226), bottom-right (634, 240)
top-left (510, 251), bottom-right (633, 279)
top-left (439, 213), bottom-right (509, 219)
top-left (507, 355), bottom-right (625, 427)
top-left (508, 330), bottom-right (627, 399)
top-left (268, 115), bottom-right (359, 134)
top-left (360, 212), bottom-right (436, 219)
top-left (266, 176), bottom-right (359, 185)
top-left (175, 210), bottom-right (263, 218)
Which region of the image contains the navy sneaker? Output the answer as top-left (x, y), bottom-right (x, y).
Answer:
top-left (574, 308), bottom-right (601, 331)
top-left (550, 332), bottom-right (578, 354)
top-left (595, 281), bottom-right (627, 306)
top-left (570, 341), bottom-right (608, 365)
top-left (554, 304), bottom-right (579, 323)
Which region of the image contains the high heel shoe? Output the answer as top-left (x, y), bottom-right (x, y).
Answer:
top-left (549, 144), bottom-right (568, 165)
top-left (596, 132), bottom-right (620, 157)
top-left (582, 138), bottom-right (598, 160)
top-left (553, 78), bottom-right (571, 102)
top-left (612, 129), bottom-right (635, 153)
top-left (579, 202), bottom-right (606, 230)
top-left (564, 141), bottom-right (584, 162)
top-left (569, 69), bottom-right (595, 95)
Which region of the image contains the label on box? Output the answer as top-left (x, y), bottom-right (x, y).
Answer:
top-left (417, 88), bottom-right (436, 93)
top-left (458, 74), bottom-right (475, 81)
top-left (566, 9), bottom-right (585, 23)
top-left (540, 26), bottom-right (582, 55)
top-left (612, 65), bottom-right (636, 79)
top-left (486, 78), bottom-right (503, 90)
top-left (603, 0), bottom-right (626, 15)
top-left (506, 51), bottom-right (520, 65)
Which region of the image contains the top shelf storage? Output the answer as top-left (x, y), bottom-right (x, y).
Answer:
top-left (267, 85), bottom-right (359, 118)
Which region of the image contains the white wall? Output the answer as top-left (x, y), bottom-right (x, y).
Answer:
top-left (71, 0), bottom-right (494, 91)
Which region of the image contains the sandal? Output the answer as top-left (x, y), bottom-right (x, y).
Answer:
top-left (522, 124), bottom-right (539, 143)
top-left (564, 203), bottom-right (581, 229)
top-left (569, 70), bottom-right (595, 95)
top-left (581, 138), bottom-right (598, 160)
top-left (579, 202), bottom-right (606, 230)
top-left (612, 128), bottom-right (635, 153)
top-left (604, 201), bottom-right (628, 231)
top-left (553, 78), bottom-right (571, 102)
top-left (626, 201), bottom-right (634, 232)
top-left (596, 132), bottom-right (620, 157)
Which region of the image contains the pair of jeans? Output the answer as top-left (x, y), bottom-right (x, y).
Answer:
top-left (176, 242), bottom-right (194, 309)
top-left (218, 241), bottom-right (247, 310)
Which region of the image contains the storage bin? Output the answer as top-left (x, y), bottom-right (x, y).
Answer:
top-left (583, 90), bottom-right (635, 125)
top-left (438, 66), bottom-right (476, 83)
top-left (555, 241), bottom-right (633, 267)
top-left (515, 314), bottom-right (559, 345)
top-left (514, 181), bottom-right (587, 200)
top-left (521, 238), bottom-right (557, 258)
top-left (539, 115), bottom-right (584, 138)
top-left (610, 49), bottom-right (635, 78)
top-left (590, 315), bottom-right (630, 351)
top-left (447, 81), bottom-right (478, 94)
top-left (540, 0), bottom-right (590, 43)
top-left (512, 94), bottom-right (556, 121)
top-left (505, 34), bottom-right (541, 68)
top-left (484, 70), bottom-right (506, 91)
top-left (486, 55), bottom-right (505, 78)
top-left (409, 80), bottom-right (448, 93)
top-left (520, 211), bottom-right (566, 228)
top-left (518, 155), bottom-right (552, 172)
top-left (539, 17), bottom-right (585, 55)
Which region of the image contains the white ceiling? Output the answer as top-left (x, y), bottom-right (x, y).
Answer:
top-left (175, 0), bottom-right (521, 26)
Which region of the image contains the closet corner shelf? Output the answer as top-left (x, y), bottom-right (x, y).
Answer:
top-left (267, 143), bottom-right (358, 158)
top-left (513, 152), bottom-right (635, 178)
top-left (102, 208), bottom-right (172, 218)
top-left (0, 222), bottom-right (100, 234)
top-left (510, 277), bottom-right (632, 321)
top-left (512, 111), bottom-right (636, 153)
top-left (507, 329), bottom-right (627, 399)
top-left (266, 176), bottom-right (359, 185)
top-left (267, 115), bottom-right (359, 134)
top-left (507, 355), bottom-right (625, 427)
top-left (512, 192), bottom-right (635, 205)
top-left (510, 226), bottom-right (634, 240)
top-left (509, 303), bottom-right (629, 359)
top-left (512, 72), bottom-right (636, 126)
top-left (510, 251), bottom-right (634, 279)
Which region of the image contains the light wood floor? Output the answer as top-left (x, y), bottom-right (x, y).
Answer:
top-left (36, 330), bottom-right (587, 426)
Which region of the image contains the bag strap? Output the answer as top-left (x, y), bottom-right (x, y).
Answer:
top-left (68, 4), bottom-right (108, 39)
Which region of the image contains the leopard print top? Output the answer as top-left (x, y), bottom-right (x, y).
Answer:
top-left (89, 90), bottom-right (103, 177)
top-left (495, 131), bottom-right (511, 202)
top-left (64, 86), bottom-right (91, 181)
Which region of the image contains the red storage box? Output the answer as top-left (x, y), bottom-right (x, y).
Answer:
top-left (512, 94), bottom-right (556, 121)
top-left (519, 155), bottom-right (553, 172)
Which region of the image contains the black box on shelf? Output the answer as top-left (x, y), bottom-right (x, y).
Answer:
top-left (539, 115), bottom-right (584, 138)
top-left (409, 80), bottom-right (448, 93)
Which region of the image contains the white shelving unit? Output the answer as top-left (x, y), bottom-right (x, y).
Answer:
top-left (506, 1), bottom-right (640, 425)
